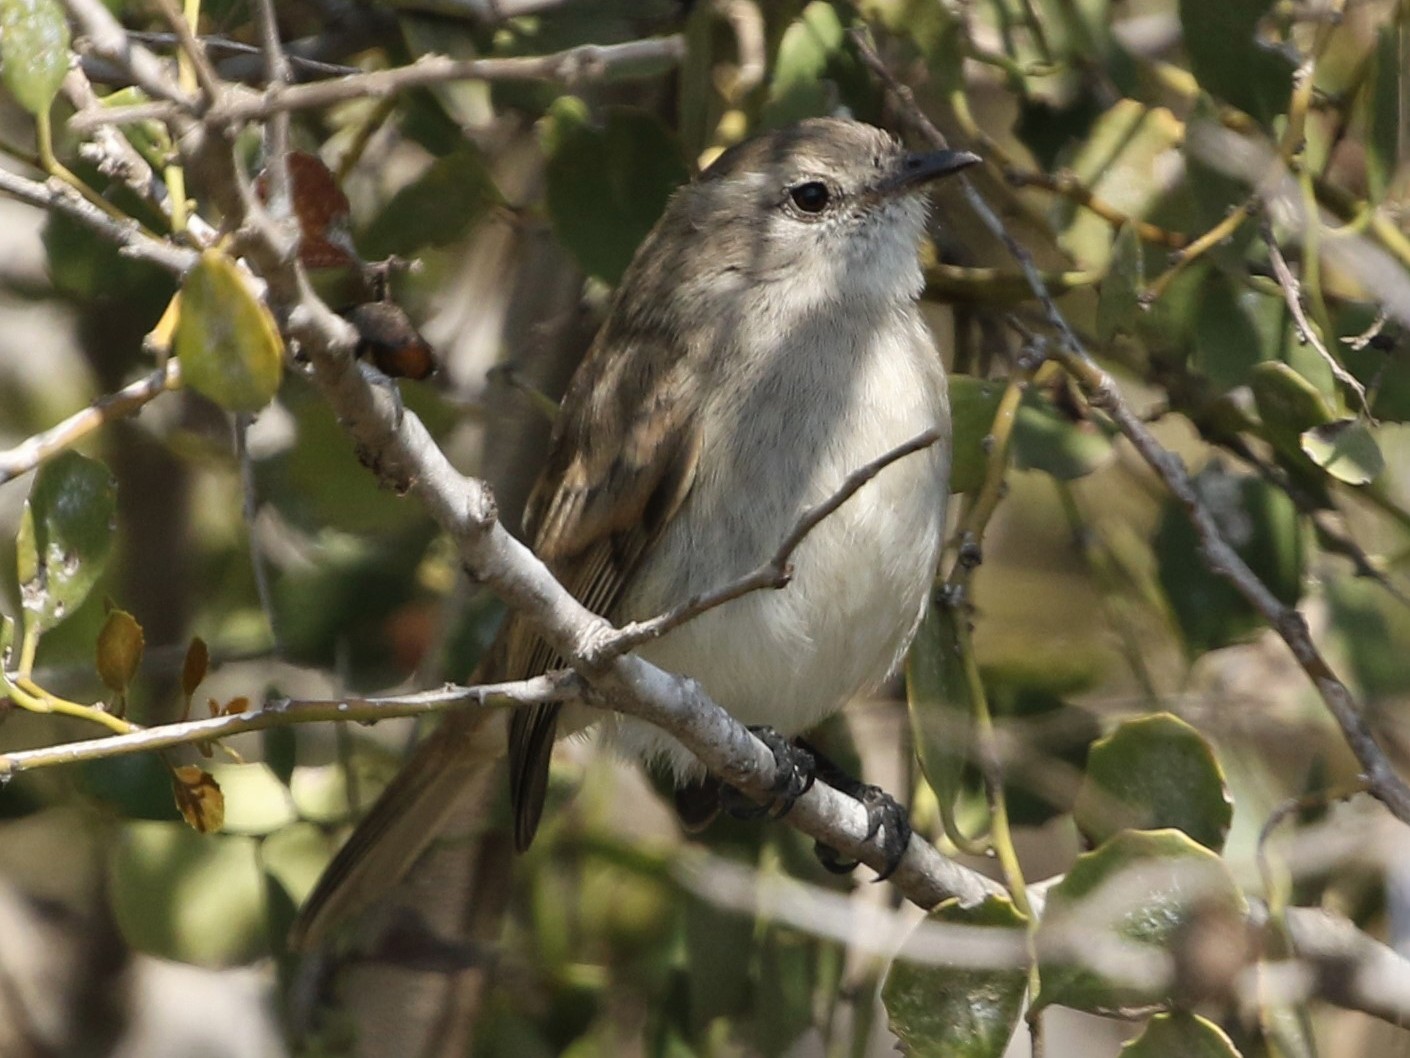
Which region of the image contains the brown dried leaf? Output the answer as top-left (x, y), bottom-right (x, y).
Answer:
top-left (171, 764), bottom-right (225, 833)
top-left (96, 608), bottom-right (144, 694)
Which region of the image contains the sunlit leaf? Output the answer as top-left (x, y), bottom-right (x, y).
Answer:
top-left (1034, 830), bottom-right (1247, 1015)
top-left (175, 250), bottom-right (284, 412)
top-left (171, 764), bottom-right (225, 833)
top-left (1056, 101), bottom-right (1182, 271)
top-left (883, 895), bottom-right (1028, 1058)
top-left (0, 0), bottom-right (70, 116)
top-left (96, 607), bottom-right (144, 695)
top-left (762, 2), bottom-right (847, 127)
top-left (1074, 713), bottom-right (1232, 852)
top-left (1121, 1012), bottom-right (1244, 1058)
top-left (1299, 418), bottom-right (1383, 485)
top-left (18, 451), bottom-right (117, 635)
top-left (110, 820), bottom-right (265, 965)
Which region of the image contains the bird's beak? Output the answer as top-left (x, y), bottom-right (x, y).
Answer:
top-left (887, 148), bottom-right (981, 194)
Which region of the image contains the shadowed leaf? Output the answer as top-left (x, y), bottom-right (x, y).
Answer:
top-left (883, 895), bottom-right (1028, 1058)
top-left (1074, 713), bottom-right (1232, 852)
top-left (18, 451), bottom-right (117, 635)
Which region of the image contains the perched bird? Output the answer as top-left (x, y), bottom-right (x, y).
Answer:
top-left (294, 117), bottom-right (977, 945)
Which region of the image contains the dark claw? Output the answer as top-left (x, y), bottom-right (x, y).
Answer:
top-left (813, 841), bottom-right (859, 874)
top-left (853, 783), bottom-right (911, 881)
top-left (720, 726), bottom-right (816, 821)
top-left (798, 740), bottom-right (911, 881)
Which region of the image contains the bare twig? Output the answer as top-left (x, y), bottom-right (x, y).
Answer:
top-left (852, 27), bottom-right (1410, 825)
top-left (126, 30), bottom-right (361, 80)
top-left (0, 362), bottom-right (181, 485)
top-left (0, 676), bottom-right (584, 775)
top-left (149, 0), bottom-right (222, 104)
top-left (1261, 222), bottom-right (1372, 416)
top-left (61, 0), bottom-right (194, 109)
top-left (0, 166), bottom-right (194, 275)
top-left (602, 428), bottom-right (944, 661)
top-left (1005, 167), bottom-right (1188, 249)
top-left (71, 36), bottom-right (687, 132)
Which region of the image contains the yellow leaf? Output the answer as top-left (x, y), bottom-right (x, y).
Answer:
top-left (175, 250), bottom-right (283, 412)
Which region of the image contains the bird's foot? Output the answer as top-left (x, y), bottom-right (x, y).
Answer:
top-left (802, 742), bottom-right (911, 880)
top-left (718, 726), bottom-right (816, 821)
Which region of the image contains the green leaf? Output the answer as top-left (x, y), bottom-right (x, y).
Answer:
top-left (1155, 463), bottom-right (1304, 655)
top-left (1362, 26), bottom-right (1400, 204)
top-left (948, 376), bottom-right (1005, 494)
top-left (110, 821), bottom-right (267, 965)
top-left (1098, 224), bottom-right (1144, 343)
top-left (101, 86), bottom-right (175, 171)
top-left (1055, 101), bottom-right (1182, 271)
top-left (906, 596), bottom-right (975, 811)
top-left (1012, 394), bottom-right (1112, 480)
top-left (1177, 0), bottom-right (1294, 125)
top-left (175, 251), bottom-right (284, 412)
top-left (1034, 830), bottom-right (1246, 1015)
top-left (0, 0), bottom-right (70, 116)
top-left (1250, 361), bottom-right (1335, 446)
top-left (1120, 1012), bottom-right (1243, 1058)
top-left (0, 615), bottom-right (14, 695)
top-left (1193, 275), bottom-right (1275, 391)
top-left (761, 2), bottom-right (847, 127)
top-left (360, 145), bottom-right (501, 259)
top-left (1327, 575), bottom-right (1410, 699)
top-left (18, 451), bottom-right (117, 635)
top-left (541, 99), bottom-right (689, 284)
top-left (1074, 713), bottom-right (1232, 852)
top-left (96, 606), bottom-right (144, 695)
top-left (1299, 418), bottom-right (1383, 485)
top-left (883, 895), bottom-right (1028, 1058)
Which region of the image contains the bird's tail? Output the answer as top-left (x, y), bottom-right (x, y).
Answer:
top-left (289, 707), bottom-right (510, 950)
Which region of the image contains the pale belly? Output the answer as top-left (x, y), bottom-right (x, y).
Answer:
top-left (606, 312), bottom-right (950, 780)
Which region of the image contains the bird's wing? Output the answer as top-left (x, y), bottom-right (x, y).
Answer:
top-left (496, 325), bottom-right (703, 850)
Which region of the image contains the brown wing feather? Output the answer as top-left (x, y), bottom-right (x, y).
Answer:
top-left (502, 330), bottom-right (703, 849)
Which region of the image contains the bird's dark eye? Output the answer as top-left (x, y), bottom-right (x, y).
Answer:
top-left (789, 181), bottom-right (831, 214)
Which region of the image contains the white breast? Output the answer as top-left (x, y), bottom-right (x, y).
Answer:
top-left (609, 298), bottom-right (949, 780)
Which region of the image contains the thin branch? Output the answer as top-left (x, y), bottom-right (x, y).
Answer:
top-left (126, 30), bottom-right (361, 80)
top-left (0, 166), bottom-right (194, 275)
top-left (0, 676), bottom-right (584, 775)
top-left (71, 35), bottom-right (687, 132)
top-left (0, 361), bottom-right (180, 485)
top-left (852, 27), bottom-right (1410, 825)
top-left (601, 428), bottom-right (944, 661)
top-left (149, 0), bottom-right (222, 104)
top-left (1005, 167), bottom-right (1188, 249)
top-left (1261, 222), bottom-right (1372, 416)
top-left (61, 0), bottom-right (195, 110)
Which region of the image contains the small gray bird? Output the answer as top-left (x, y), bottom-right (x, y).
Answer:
top-left (295, 117), bottom-right (977, 944)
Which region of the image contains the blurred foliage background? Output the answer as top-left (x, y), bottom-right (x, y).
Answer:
top-left (0, 0), bottom-right (1409, 1055)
